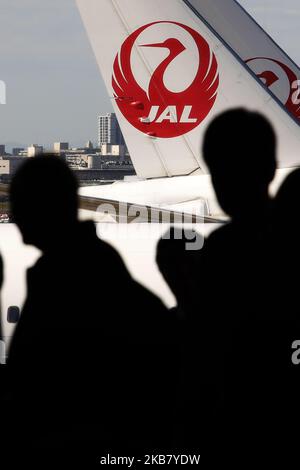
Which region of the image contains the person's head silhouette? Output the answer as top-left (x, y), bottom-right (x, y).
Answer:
top-left (10, 155), bottom-right (79, 251)
top-left (203, 108), bottom-right (277, 220)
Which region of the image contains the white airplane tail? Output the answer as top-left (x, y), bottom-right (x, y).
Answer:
top-left (76, 0), bottom-right (300, 179)
top-left (186, 0), bottom-right (300, 122)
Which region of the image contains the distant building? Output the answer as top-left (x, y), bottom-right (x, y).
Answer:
top-left (0, 157), bottom-right (25, 178)
top-left (54, 142), bottom-right (69, 153)
top-left (87, 155), bottom-right (102, 169)
top-left (27, 144), bottom-right (43, 157)
top-left (98, 113), bottom-right (125, 147)
top-left (101, 144), bottom-right (126, 158)
top-left (0, 145), bottom-right (5, 156)
top-left (85, 140), bottom-right (94, 150)
top-left (0, 159), bottom-right (9, 175)
top-left (18, 150), bottom-right (28, 157)
top-left (65, 154), bottom-right (89, 169)
top-left (67, 148), bottom-right (86, 154)
top-left (12, 147), bottom-right (25, 156)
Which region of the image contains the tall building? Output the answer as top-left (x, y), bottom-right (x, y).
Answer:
top-left (0, 145), bottom-right (5, 155)
top-left (27, 144), bottom-right (43, 157)
top-left (54, 142), bottom-right (69, 153)
top-left (98, 113), bottom-right (125, 147)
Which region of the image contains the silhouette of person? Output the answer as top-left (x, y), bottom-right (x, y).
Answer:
top-left (0, 253), bottom-right (4, 376)
top-left (156, 227), bottom-right (209, 450)
top-left (0, 252), bottom-right (3, 414)
top-left (7, 155), bottom-right (178, 460)
top-left (156, 227), bottom-right (203, 317)
top-left (185, 109), bottom-right (278, 460)
top-left (0, 255), bottom-right (3, 342)
top-left (271, 169), bottom-right (300, 448)
top-left (273, 168), bottom-right (300, 246)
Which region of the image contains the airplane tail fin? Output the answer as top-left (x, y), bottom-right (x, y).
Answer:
top-left (76, 0), bottom-right (300, 179)
top-left (186, 0), bottom-right (300, 122)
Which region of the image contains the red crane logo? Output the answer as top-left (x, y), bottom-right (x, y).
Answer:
top-left (112, 21), bottom-right (219, 138)
top-left (246, 57), bottom-right (300, 121)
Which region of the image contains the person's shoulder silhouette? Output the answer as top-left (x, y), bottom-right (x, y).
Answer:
top-left (201, 108), bottom-right (277, 294)
top-left (8, 154), bottom-right (177, 455)
top-left (9, 154), bottom-right (166, 327)
top-left (200, 107), bottom-right (277, 288)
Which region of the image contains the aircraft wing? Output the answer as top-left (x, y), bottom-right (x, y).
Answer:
top-left (0, 181), bottom-right (223, 223)
top-left (79, 194), bottom-right (223, 224)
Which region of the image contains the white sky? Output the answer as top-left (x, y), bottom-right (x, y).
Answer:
top-left (0, 0), bottom-right (299, 150)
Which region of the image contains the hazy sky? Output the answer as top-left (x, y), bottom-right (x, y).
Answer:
top-left (0, 0), bottom-right (299, 150)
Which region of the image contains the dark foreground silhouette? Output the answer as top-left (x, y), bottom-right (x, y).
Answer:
top-left (272, 169), bottom-right (300, 442)
top-left (156, 109), bottom-right (299, 463)
top-left (0, 255), bottom-right (3, 342)
top-left (200, 109), bottom-right (278, 457)
top-left (201, 110), bottom-right (300, 460)
top-left (0, 252), bottom-right (4, 428)
top-left (1, 109), bottom-right (300, 463)
top-left (6, 156), bottom-right (179, 461)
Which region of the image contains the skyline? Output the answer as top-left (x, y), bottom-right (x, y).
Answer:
top-left (0, 0), bottom-right (300, 151)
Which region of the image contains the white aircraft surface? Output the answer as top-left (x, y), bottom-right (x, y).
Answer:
top-left (76, 0), bottom-right (300, 217)
top-left (1, 0), bottom-right (300, 344)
